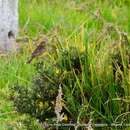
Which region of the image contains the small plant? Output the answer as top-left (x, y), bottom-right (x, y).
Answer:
top-left (55, 85), bottom-right (64, 123)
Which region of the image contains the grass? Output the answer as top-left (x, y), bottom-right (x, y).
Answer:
top-left (0, 0), bottom-right (130, 129)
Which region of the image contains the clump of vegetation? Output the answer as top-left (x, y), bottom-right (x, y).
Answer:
top-left (11, 46), bottom-right (86, 123)
top-left (11, 33), bottom-right (130, 129)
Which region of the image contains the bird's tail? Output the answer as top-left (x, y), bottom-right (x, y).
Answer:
top-left (26, 57), bottom-right (33, 64)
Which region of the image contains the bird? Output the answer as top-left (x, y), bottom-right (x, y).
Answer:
top-left (27, 38), bottom-right (48, 64)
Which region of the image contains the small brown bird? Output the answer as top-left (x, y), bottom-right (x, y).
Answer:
top-left (27, 38), bottom-right (48, 64)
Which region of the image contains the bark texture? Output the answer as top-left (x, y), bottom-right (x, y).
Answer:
top-left (0, 0), bottom-right (18, 52)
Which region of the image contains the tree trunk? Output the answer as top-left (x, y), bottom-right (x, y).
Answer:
top-left (0, 0), bottom-right (18, 52)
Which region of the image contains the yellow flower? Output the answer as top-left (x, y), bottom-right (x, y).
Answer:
top-left (55, 68), bottom-right (60, 74)
top-left (63, 114), bottom-right (68, 122)
top-left (39, 101), bottom-right (44, 109)
top-left (36, 99), bottom-right (49, 109)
